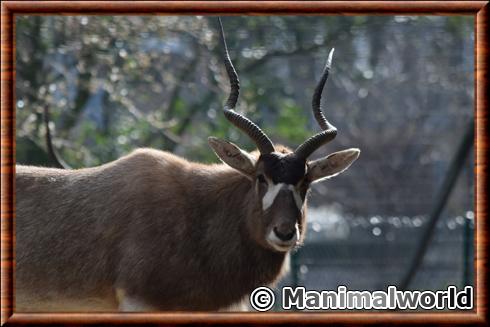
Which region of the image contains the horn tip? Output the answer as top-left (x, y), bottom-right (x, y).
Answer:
top-left (327, 48), bottom-right (335, 67)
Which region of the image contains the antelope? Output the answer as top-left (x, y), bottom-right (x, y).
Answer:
top-left (15, 18), bottom-right (359, 312)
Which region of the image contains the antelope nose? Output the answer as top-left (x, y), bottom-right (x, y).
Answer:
top-left (273, 225), bottom-right (295, 242)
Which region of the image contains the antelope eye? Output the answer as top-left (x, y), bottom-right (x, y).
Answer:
top-left (257, 174), bottom-right (267, 184)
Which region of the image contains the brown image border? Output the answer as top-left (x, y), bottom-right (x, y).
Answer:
top-left (1, 1), bottom-right (488, 325)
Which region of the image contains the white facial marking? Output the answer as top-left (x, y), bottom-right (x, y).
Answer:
top-left (267, 231), bottom-right (298, 252)
top-left (288, 185), bottom-right (304, 210)
top-left (262, 183), bottom-right (286, 211)
top-left (262, 183), bottom-right (304, 211)
top-left (266, 228), bottom-right (298, 252)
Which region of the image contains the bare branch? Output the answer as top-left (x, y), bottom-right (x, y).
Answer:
top-left (43, 104), bottom-right (71, 169)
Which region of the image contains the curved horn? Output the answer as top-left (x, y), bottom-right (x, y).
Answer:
top-left (294, 129), bottom-right (337, 160)
top-left (218, 17), bottom-right (275, 154)
top-left (295, 48), bottom-right (337, 160)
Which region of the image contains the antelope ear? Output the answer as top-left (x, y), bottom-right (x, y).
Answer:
top-left (208, 137), bottom-right (256, 177)
top-left (307, 148), bottom-right (360, 183)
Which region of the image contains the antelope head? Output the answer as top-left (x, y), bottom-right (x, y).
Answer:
top-left (209, 18), bottom-right (360, 253)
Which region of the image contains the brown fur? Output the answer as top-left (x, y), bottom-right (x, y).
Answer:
top-left (15, 148), bottom-right (302, 311)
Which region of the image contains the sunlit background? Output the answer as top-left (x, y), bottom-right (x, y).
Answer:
top-left (15, 16), bottom-right (474, 310)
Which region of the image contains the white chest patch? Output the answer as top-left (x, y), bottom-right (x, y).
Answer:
top-left (262, 183), bottom-right (303, 211)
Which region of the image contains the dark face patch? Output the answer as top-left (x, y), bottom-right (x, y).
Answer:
top-left (259, 153), bottom-right (307, 184)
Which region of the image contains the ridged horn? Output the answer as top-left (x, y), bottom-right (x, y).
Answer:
top-left (295, 48), bottom-right (337, 160)
top-left (218, 17), bottom-right (275, 154)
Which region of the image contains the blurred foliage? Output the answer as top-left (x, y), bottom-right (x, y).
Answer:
top-left (15, 15), bottom-right (473, 217)
top-left (267, 100), bottom-right (310, 144)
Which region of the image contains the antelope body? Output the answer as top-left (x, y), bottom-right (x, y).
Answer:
top-left (15, 19), bottom-right (359, 312)
top-left (16, 149), bottom-right (287, 311)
